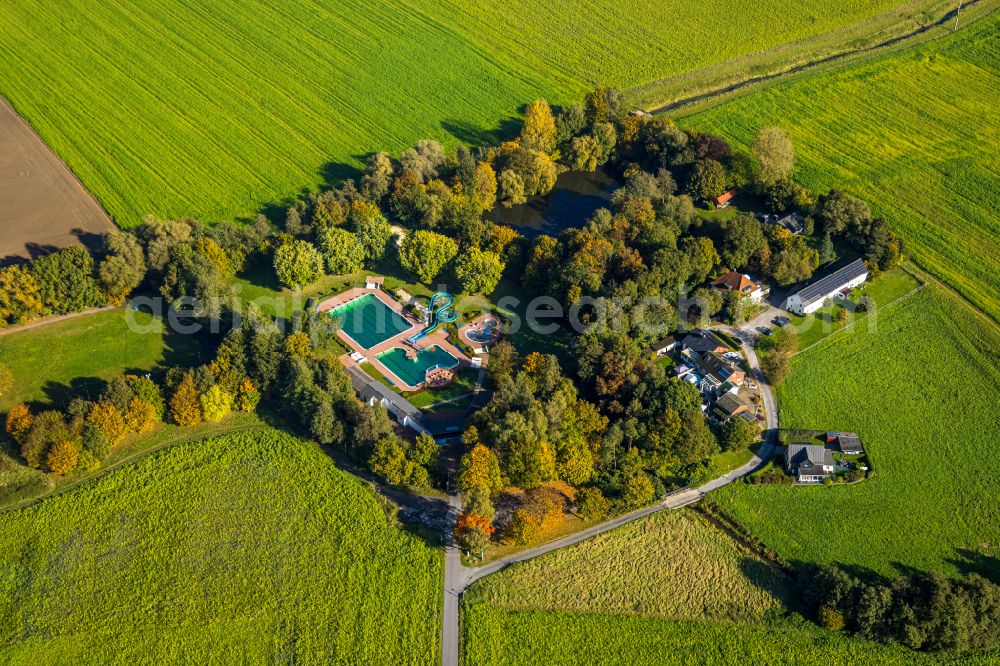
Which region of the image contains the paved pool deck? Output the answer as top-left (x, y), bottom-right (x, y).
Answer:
top-left (317, 287), bottom-right (472, 392)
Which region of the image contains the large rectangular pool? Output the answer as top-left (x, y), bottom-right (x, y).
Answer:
top-left (377, 345), bottom-right (459, 387)
top-left (330, 293), bottom-right (413, 349)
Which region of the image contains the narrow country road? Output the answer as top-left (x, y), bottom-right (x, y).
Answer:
top-left (438, 324), bottom-right (779, 666)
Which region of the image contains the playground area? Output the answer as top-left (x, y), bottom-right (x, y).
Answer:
top-left (317, 286), bottom-right (472, 392)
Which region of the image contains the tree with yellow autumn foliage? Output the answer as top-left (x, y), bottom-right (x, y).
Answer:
top-left (46, 440), bottom-right (80, 474)
top-left (4, 403), bottom-right (33, 443)
top-left (169, 374), bottom-right (202, 426)
top-left (86, 401), bottom-right (127, 446)
top-left (520, 99), bottom-right (557, 154)
top-left (123, 397), bottom-right (157, 433)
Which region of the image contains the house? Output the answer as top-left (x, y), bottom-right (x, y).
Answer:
top-left (680, 329), bottom-right (730, 354)
top-left (784, 443), bottom-right (835, 483)
top-left (365, 275), bottom-right (384, 290)
top-left (784, 259), bottom-right (868, 315)
top-left (697, 351), bottom-right (746, 386)
top-left (712, 393), bottom-right (749, 422)
top-left (711, 271), bottom-right (767, 304)
top-left (827, 431), bottom-right (863, 455)
top-left (772, 212), bottom-right (805, 235)
top-left (714, 188), bottom-right (736, 209)
top-left (651, 336), bottom-right (677, 357)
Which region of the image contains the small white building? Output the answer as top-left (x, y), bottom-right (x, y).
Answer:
top-left (784, 259), bottom-right (868, 315)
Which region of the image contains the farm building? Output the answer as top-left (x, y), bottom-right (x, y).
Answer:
top-left (711, 270), bottom-right (767, 303)
top-left (827, 431), bottom-right (864, 454)
top-left (784, 259), bottom-right (868, 315)
top-left (784, 443), bottom-right (835, 483)
top-left (714, 188), bottom-right (736, 209)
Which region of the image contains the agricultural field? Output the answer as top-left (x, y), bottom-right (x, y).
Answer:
top-left (0, 427), bottom-right (443, 663)
top-left (462, 507), bottom-right (1000, 665)
top-left (683, 11), bottom-right (1000, 323)
top-left (0, 98), bottom-right (113, 262)
top-left (713, 285), bottom-right (1000, 575)
top-left (0, 308), bottom-right (203, 412)
top-left (0, 0), bottom-right (959, 227)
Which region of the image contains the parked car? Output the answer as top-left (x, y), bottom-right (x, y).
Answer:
top-left (757, 326), bottom-right (772, 336)
top-left (772, 316), bottom-right (790, 327)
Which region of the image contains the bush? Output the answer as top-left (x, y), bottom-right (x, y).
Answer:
top-left (575, 486), bottom-right (610, 520)
top-left (76, 448), bottom-right (101, 473)
top-left (506, 509), bottom-right (541, 545)
top-left (82, 425), bottom-right (112, 462)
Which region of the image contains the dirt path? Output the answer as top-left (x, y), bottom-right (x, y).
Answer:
top-left (649, 0), bottom-right (991, 115)
top-left (0, 97), bottom-right (115, 264)
top-left (0, 305), bottom-right (119, 337)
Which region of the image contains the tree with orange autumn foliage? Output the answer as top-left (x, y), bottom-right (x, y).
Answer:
top-left (5, 403), bottom-right (33, 443)
top-left (454, 512), bottom-right (494, 557)
top-left (46, 440), bottom-right (80, 474)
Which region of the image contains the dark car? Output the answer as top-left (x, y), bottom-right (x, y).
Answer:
top-left (772, 316), bottom-right (790, 327)
top-left (757, 326), bottom-right (772, 336)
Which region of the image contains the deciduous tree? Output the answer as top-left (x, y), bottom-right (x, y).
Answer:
top-left (520, 99), bottom-right (557, 153)
top-left (273, 240), bottom-right (323, 289)
top-left (455, 248), bottom-right (504, 295)
top-left (46, 440), bottom-right (79, 474)
top-left (170, 374), bottom-right (203, 426)
top-left (399, 230), bottom-right (458, 283)
top-left (200, 385), bottom-right (233, 423)
top-left (753, 126), bottom-right (794, 185)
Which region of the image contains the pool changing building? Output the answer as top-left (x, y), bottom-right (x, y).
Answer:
top-left (783, 259), bottom-right (868, 315)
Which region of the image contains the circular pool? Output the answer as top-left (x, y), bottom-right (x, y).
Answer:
top-left (466, 318), bottom-right (499, 344)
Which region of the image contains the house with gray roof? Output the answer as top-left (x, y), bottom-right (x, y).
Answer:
top-left (784, 443), bottom-right (835, 483)
top-left (783, 259), bottom-right (868, 315)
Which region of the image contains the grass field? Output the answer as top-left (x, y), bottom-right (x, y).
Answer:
top-left (0, 0), bottom-right (957, 227)
top-left (683, 12), bottom-right (1000, 323)
top-left (0, 309), bottom-right (203, 412)
top-left (462, 507), bottom-right (1000, 664)
top-left (0, 427), bottom-right (443, 663)
top-left (713, 284), bottom-right (1000, 575)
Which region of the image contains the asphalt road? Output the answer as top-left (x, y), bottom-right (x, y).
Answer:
top-left (439, 323), bottom-right (780, 666)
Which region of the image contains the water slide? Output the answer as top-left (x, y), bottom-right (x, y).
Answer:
top-left (408, 292), bottom-right (456, 343)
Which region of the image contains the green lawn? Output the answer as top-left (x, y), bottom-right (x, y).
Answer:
top-left (0, 427), bottom-right (443, 663)
top-left (683, 12), bottom-right (1000, 323)
top-left (0, 0), bottom-right (955, 227)
top-left (462, 506), bottom-right (999, 664)
top-left (0, 309), bottom-right (203, 412)
top-left (788, 266), bottom-right (922, 351)
top-left (712, 285), bottom-right (1000, 575)
top-left (408, 369), bottom-right (479, 409)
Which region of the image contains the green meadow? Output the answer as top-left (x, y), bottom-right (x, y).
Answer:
top-left (0, 309), bottom-right (203, 412)
top-left (0, 0), bottom-right (953, 227)
top-left (0, 428), bottom-right (442, 664)
top-left (713, 285), bottom-right (1000, 575)
top-left (462, 508), bottom-right (1000, 665)
top-left (683, 12), bottom-right (1000, 323)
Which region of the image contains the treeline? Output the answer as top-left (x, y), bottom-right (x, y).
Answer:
top-left (801, 563), bottom-right (1000, 653)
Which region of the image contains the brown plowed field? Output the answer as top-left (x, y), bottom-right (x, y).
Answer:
top-left (0, 97), bottom-right (114, 264)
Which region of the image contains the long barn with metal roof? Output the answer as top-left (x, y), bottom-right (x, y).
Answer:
top-left (783, 259), bottom-right (868, 315)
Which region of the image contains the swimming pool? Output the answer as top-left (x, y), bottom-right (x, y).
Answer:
top-left (330, 294), bottom-right (413, 349)
top-left (466, 318), bottom-right (499, 344)
top-left (377, 345), bottom-right (459, 387)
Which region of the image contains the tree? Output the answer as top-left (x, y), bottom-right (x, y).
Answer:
top-left (369, 436), bottom-right (409, 485)
top-left (760, 351), bottom-right (791, 386)
top-left (520, 99), bottom-right (557, 153)
top-left (498, 169), bottom-right (526, 207)
top-left (46, 440), bottom-right (80, 474)
top-left (458, 445), bottom-right (504, 496)
top-left (473, 162), bottom-right (498, 212)
top-left (20, 410), bottom-right (73, 469)
top-left (816, 189), bottom-right (871, 236)
top-left (199, 385), bottom-right (233, 423)
top-left (455, 248), bottom-right (504, 295)
top-left (857, 295), bottom-right (876, 313)
top-left (463, 485), bottom-right (495, 520)
top-left (682, 236), bottom-right (720, 285)
top-left (454, 512), bottom-right (495, 556)
top-left (686, 159), bottom-right (727, 203)
top-left (623, 474), bottom-right (655, 507)
top-left (86, 401), bottom-right (127, 445)
top-left (350, 200), bottom-right (392, 261)
top-left (399, 230), bottom-right (459, 283)
top-left (691, 287), bottom-right (723, 323)
top-left (0, 265), bottom-right (44, 325)
top-left (360, 152), bottom-right (394, 202)
top-left (721, 214), bottom-right (767, 269)
top-left (819, 231), bottom-right (838, 265)
top-left (30, 246), bottom-right (104, 314)
top-left (575, 486), bottom-right (610, 520)
top-left (720, 417), bottom-right (759, 452)
top-left (0, 363), bottom-right (11, 400)
top-left (752, 126), bottom-right (794, 185)
top-left (400, 139), bottom-right (445, 180)
top-left (319, 227), bottom-right (366, 275)
top-left (170, 374), bottom-right (203, 426)
top-left (5, 403), bottom-right (33, 443)
top-left (236, 378), bottom-right (261, 412)
top-left (506, 508), bottom-right (541, 545)
top-left (123, 398), bottom-right (157, 433)
top-left (98, 231), bottom-right (146, 304)
top-left (274, 240), bottom-right (323, 289)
